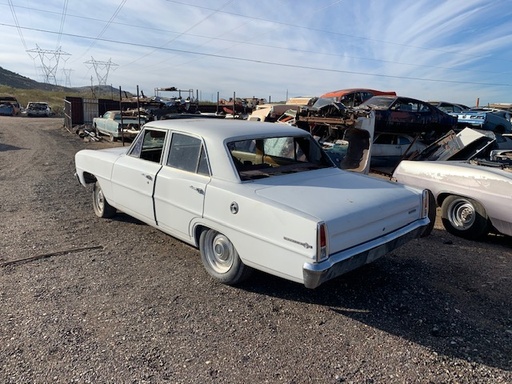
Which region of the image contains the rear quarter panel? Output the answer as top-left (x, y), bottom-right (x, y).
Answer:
top-left (200, 180), bottom-right (319, 284)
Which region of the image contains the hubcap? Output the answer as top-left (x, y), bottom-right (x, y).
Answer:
top-left (449, 200), bottom-right (475, 230)
top-left (206, 232), bottom-right (234, 273)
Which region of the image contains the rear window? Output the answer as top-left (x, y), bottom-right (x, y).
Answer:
top-left (228, 135), bottom-right (333, 180)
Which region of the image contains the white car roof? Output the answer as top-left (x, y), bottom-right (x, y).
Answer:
top-left (142, 118), bottom-right (313, 182)
top-left (144, 118), bottom-right (308, 142)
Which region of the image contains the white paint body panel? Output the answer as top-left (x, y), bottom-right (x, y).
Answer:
top-left (393, 160), bottom-right (512, 236)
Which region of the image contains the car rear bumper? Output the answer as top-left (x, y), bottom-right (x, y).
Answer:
top-left (302, 218), bottom-right (429, 289)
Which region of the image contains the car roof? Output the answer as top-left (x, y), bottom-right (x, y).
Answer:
top-left (144, 118), bottom-right (308, 142)
top-left (320, 88), bottom-right (396, 99)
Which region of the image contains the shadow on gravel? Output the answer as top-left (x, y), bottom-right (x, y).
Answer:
top-left (0, 143), bottom-right (26, 152)
top-left (239, 231), bottom-right (512, 371)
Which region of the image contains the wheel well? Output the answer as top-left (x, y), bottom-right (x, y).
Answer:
top-left (194, 225), bottom-right (208, 247)
top-left (83, 172), bottom-right (97, 184)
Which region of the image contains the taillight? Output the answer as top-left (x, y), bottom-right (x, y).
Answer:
top-left (316, 222), bottom-right (328, 262)
top-left (422, 190), bottom-right (429, 219)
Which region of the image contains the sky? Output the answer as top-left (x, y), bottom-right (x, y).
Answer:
top-left (1, 0), bottom-right (512, 106)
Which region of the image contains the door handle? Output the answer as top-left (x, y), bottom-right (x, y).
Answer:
top-left (142, 174), bottom-right (153, 181)
top-left (190, 186), bottom-right (204, 195)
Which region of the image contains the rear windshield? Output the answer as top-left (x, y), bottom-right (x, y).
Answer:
top-left (228, 135), bottom-right (333, 181)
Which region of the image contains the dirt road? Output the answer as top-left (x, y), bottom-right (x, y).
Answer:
top-left (0, 116), bottom-right (511, 383)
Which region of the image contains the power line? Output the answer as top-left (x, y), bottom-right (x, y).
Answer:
top-left (4, 23), bottom-right (509, 88)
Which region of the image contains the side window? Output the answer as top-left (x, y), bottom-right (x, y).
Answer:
top-left (167, 133), bottom-right (210, 175)
top-left (128, 128), bottom-right (166, 163)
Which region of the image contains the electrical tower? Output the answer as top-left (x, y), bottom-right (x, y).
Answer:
top-left (84, 57), bottom-right (118, 87)
top-left (26, 45), bottom-right (70, 85)
top-left (62, 68), bottom-right (73, 88)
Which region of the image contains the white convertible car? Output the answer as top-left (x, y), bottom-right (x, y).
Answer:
top-left (75, 119), bottom-right (430, 288)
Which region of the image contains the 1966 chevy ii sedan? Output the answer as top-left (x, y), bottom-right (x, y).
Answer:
top-left (75, 119), bottom-right (430, 288)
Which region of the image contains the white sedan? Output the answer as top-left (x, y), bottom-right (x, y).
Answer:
top-left (393, 156), bottom-right (512, 239)
top-left (75, 119), bottom-right (430, 288)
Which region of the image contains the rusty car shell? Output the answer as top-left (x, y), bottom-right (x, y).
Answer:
top-left (359, 96), bottom-right (457, 139)
top-left (320, 88), bottom-right (396, 107)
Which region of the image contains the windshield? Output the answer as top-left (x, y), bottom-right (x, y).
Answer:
top-left (228, 135), bottom-right (334, 181)
top-left (360, 96), bottom-right (395, 109)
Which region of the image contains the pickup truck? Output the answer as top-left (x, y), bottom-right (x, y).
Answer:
top-left (93, 110), bottom-right (147, 141)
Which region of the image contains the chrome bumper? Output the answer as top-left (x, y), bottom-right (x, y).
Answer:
top-left (302, 218), bottom-right (429, 289)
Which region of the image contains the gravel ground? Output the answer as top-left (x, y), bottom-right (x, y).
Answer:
top-left (0, 116), bottom-right (511, 383)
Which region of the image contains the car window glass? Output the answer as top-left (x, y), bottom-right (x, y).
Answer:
top-left (397, 136), bottom-right (411, 145)
top-left (374, 134), bottom-right (393, 145)
top-left (129, 128), bottom-right (166, 163)
top-left (228, 135), bottom-right (332, 181)
top-left (167, 133), bottom-right (209, 175)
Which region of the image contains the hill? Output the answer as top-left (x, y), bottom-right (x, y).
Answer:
top-left (0, 66), bottom-right (126, 115)
top-left (0, 66), bottom-right (70, 91)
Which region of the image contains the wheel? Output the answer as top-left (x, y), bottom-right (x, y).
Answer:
top-left (441, 195), bottom-right (489, 239)
top-left (199, 229), bottom-right (252, 285)
top-left (421, 190), bottom-right (436, 238)
top-left (92, 181), bottom-right (116, 218)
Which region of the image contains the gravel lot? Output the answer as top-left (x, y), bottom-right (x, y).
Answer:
top-left (0, 116), bottom-right (511, 383)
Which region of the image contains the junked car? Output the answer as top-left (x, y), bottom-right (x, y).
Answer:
top-left (456, 108), bottom-right (512, 134)
top-left (0, 95), bottom-right (20, 116)
top-left (393, 153), bottom-right (512, 239)
top-left (370, 132), bottom-right (427, 170)
top-left (320, 88), bottom-right (396, 107)
top-left (428, 101), bottom-right (470, 114)
top-left (75, 119), bottom-right (431, 289)
top-left (26, 102), bottom-right (52, 117)
top-left (359, 96), bottom-right (457, 139)
top-left (93, 110), bottom-right (148, 141)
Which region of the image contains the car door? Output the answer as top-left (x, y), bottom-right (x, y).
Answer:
top-left (110, 128), bottom-right (167, 225)
top-left (154, 132), bottom-right (211, 239)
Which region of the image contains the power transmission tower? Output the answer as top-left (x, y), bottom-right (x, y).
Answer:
top-left (62, 68), bottom-right (73, 88)
top-left (84, 57), bottom-right (118, 87)
top-left (26, 45), bottom-right (70, 85)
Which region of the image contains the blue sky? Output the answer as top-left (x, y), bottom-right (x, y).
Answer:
top-left (1, 0), bottom-right (512, 106)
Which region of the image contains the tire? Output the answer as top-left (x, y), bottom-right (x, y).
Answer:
top-left (441, 195), bottom-right (489, 239)
top-left (92, 181), bottom-right (116, 218)
top-left (199, 229), bottom-right (252, 285)
top-left (421, 190), bottom-right (436, 238)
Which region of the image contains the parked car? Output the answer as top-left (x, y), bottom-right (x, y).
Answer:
top-left (26, 102), bottom-right (52, 117)
top-left (370, 132), bottom-right (427, 169)
top-left (320, 88), bottom-right (397, 107)
top-left (93, 110), bottom-right (148, 141)
top-left (0, 95), bottom-right (20, 116)
top-left (0, 102), bottom-right (16, 116)
top-left (393, 154), bottom-right (512, 239)
top-left (456, 108), bottom-right (512, 133)
top-left (428, 101), bottom-right (470, 114)
top-left (359, 96), bottom-right (457, 139)
top-left (75, 119), bottom-right (431, 289)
